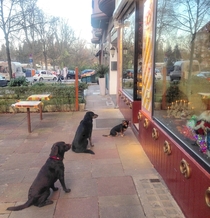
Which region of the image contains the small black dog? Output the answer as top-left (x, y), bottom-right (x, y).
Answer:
top-left (103, 120), bottom-right (129, 137)
top-left (72, 111), bottom-right (98, 154)
top-left (7, 141), bottom-right (71, 211)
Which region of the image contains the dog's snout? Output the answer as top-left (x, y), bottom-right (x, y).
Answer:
top-left (66, 143), bottom-right (71, 150)
top-left (94, 114), bottom-right (98, 118)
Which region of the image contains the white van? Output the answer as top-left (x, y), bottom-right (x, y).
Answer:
top-left (0, 61), bottom-right (25, 81)
top-left (174, 60), bottom-right (200, 80)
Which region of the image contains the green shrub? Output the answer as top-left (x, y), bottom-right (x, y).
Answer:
top-left (78, 82), bottom-right (88, 90)
top-left (8, 77), bottom-right (29, 87)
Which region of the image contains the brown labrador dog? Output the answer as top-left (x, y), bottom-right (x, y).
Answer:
top-left (7, 141), bottom-right (71, 211)
top-left (72, 111), bottom-right (98, 154)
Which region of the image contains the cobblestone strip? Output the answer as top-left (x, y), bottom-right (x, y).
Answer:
top-left (133, 178), bottom-right (186, 218)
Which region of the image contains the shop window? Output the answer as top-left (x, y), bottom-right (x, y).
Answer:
top-left (153, 0), bottom-right (210, 169)
top-left (122, 11), bottom-right (135, 98)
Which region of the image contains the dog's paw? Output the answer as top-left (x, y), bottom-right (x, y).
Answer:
top-left (64, 188), bottom-right (71, 193)
top-left (53, 187), bottom-right (59, 191)
top-left (38, 200), bottom-right (53, 207)
top-left (90, 144), bottom-right (94, 147)
top-left (45, 200), bottom-right (54, 205)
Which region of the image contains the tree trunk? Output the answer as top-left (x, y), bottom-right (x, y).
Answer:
top-left (5, 35), bottom-right (12, 79)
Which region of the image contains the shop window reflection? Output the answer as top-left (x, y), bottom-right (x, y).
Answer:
top-left (153, 0), bottom-right (210, 165)
top-left (122, 11), bottom-right (135, 98)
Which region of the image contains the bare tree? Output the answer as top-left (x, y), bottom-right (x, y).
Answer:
top-left (0, 0), bottom-right (23, 78)
top-left (33, 12), bottom-right (59, 70)
top-left (17, 0), bottom-right (41, 68)
top-left (47, 18), bottom-right (77, 69)
top-left (70, 39), bottom-right (94, 70)
top-left (169, 0), bottom-right (210, 77)
top-left (0, 1), bottom-right (96, 72)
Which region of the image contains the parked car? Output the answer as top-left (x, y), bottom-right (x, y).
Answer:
top-left (67, 70), bottom-right (81, 79)
top-left (80, 69), bottom-right (95, 78)
top-left (197, 69), bottom-right (210, 81)
top-left (170, 60), bottom-right (200, 81)
top-left (0, 75), bottom-right (7, 87)
top-left (51, 71), bottom-right (57, 76)
top-left (155, 68), bottom-right (162, 80)
top-left (123, 69), bottom-right (134, 79)
top-left (0, 61), bottom-right (25, 81)
top-left (33, 70), bottom-right (57, 82)
top-left (169, 65), bottom-right (181, 81)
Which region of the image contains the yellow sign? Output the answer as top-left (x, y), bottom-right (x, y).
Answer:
top-left (142, 0), bottom-right (154, 114)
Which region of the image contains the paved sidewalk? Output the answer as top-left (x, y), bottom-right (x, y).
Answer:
top-left (0, 84), bottom-right (185, 218)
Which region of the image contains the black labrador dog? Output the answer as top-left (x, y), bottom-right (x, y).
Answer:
top-left (72, 111), bottom-right (98, 154)
top-left (103, 120), bottom-right (129, 137)
top-left (7, 141), bottom-right (71, 211)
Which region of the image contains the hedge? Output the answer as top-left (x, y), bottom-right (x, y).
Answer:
top-left (0, 82), bottom-right (88, 113)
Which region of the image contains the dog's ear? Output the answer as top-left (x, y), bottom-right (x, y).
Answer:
top-left (122, 120), bottom-right (129, 126)
top-left (50, 143), bottom-right (59, 156)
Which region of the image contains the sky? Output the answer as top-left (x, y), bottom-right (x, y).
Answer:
top-left (0, 0), bottom-right (93, 44)
top-left (37, 0), bottom-right (93, 43)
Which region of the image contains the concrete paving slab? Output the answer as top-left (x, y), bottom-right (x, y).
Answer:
top-left (92, 163), bottom-right (125, 178)
top-left (54, 197), bottom-right (98, 218)
top-left (64, 159), bottom-right (92, 174)
top-left (2, 153), bottom-right (38, 170)
top-left (0, 183), bottom-right (31, 202)
top-left (59, 177), bottom-right (98, 198)
top-left (0, 169), bottom-right (27, 184)
top-left (92, 148), bottom-right (119, 159)
top-left (97, 176), bottom-right (136, 196)
top-left (7, 201), bottom-right (56, 218)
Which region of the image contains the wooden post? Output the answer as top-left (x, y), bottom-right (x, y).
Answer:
top-left (75, 67), bottom-right (79, 111)
top-left (27, 108), bottom-right (31, 133)
top-left (39, 104), bottom-right (43, 120)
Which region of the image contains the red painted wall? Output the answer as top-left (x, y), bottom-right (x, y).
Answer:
top-left (118, 90), bottom-right (210, 217)
top-left (138, 111), bottom-right (210, 218)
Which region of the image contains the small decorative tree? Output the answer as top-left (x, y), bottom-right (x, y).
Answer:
top-left (95, 64), bottom-right (109, 78)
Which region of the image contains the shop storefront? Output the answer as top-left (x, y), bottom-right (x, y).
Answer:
top-left (91, 0), bottom-right (210, 217)
top-left (115, 0), bottom-right (210, 217)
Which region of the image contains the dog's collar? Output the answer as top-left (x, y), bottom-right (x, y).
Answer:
top-left (50, 156), bottom-right (62, 161)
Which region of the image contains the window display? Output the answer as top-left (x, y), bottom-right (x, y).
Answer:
top-left (153, 0), bottom-right (210, 167)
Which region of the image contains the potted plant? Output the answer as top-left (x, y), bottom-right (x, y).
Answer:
top-left (95, 64), bottom-right (109, 95)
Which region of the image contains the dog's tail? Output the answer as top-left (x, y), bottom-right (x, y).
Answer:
top-left (102, 135), bottom-right (110, 137)
top-left (84, 149), bottom-right (95, 155)
top-left (7, 199), bottom-right (33, 211)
